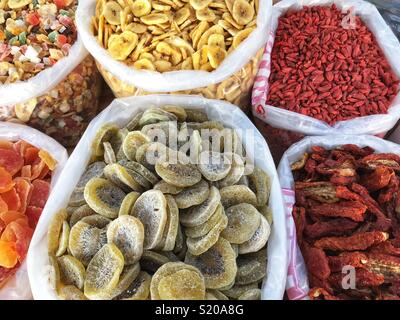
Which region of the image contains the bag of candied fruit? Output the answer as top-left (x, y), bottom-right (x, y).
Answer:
top-left (0, 0), bottom-right (102, 147)
top-left (76, 0), bottom-right (271, 113)
top-left (278, 135), bottom-right (400, 300)
top-left (0, 122), bottom-right (67, 300)
top-left (252, 0), bottom-right (400, 163)
top-left (27, 95), bottom-right (288, 300)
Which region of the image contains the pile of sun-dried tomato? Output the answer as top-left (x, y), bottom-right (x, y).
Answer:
top-left (291, 144), bottom-right (400, 300)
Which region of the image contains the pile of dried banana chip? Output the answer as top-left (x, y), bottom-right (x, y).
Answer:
top-left (47, 105), bottom-right (272, 300)
top-left (92, 0), bottom-right (259, 71)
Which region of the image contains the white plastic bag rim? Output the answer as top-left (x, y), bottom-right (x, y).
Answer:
top-left (253, 0), bottom-right (400, 136)
top-left (27, 94), bottom-right (288, 300)
top-left (76, 0), bottom-right (271, 92)
top-left (0, 122), bottom-right (68, 300)
top-left (278, 134), bottom-right (400, 299)
top-left (0, 35), bottom-right (88, 107)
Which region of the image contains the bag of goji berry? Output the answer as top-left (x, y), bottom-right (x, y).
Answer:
top-left (252, 0), bottom-right (400, 164)
top-left (0, 1), bottom-right (102, 147)
top-left (0, 122), bottom-right (68, 300)
top-left (278, 135), bottom-right (400, 300)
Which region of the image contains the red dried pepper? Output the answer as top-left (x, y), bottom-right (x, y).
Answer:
top-left (314, 231), bottom-right (389, 251)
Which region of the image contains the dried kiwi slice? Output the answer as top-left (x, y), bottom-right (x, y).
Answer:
top-left (119, 191), bottom-right (141, 216)
top-left (174, 179), bottom-right (210, 209)
top-left (55, 220), bottom-right (70, 257)
top-left (185, 204), bottom-right (224, 238)
top-left (118, 159), bottom-right (159, 185)
top-left (185, 109), bottom-right (209, 122)
top-left (125, 112), bottom-right (143, 131)
top-left (91, 124), bottom-right (120, 157)
top-left (48, 209), bottom-right (68, 255)
top-left (104, 163), bottom-right (143, 193)
top-left (198, 151), bottom-right (232, 181)
top-left (132, 190), bottom-right (168, 250)
top-left (153, 180), bottom-right (183, 195)
top-left (221, 204), bottom-right (261, 244)
top-left (180, 186), bottom-right (221, 227)
top-left (162, 105), bottom-right (187, 122)
top-left (84, 178), bottom-right (126, 219)
top-left (248, 167), bottom-right (271, 207)
top-left (58, 255), bottom-right (86, 290)
top-left (49, 255), bottom-right (61, 293)
top-left (150, 262), bottom-right (205, 300)
top-left (238, 288), bottom-right (262, 300)
top-left (80, 215), bottom-right (111, 228)
top-left (259, 205), bottom-right (273, 226)
top-left (115, 271), bottom-right (151, 300)
top-left (69, 205), bottom-right (95, 227)
top-left (218, 153), bottom-right (245, 188)
top-left (221, 282), bottom-right (259, 299)
top-left (235, 250), bottom-right (267, 285)
top-left (155, 161), bottom-right (202, 188)
top-left (140, 250), bottom-right (171, 274)
top-left (103, 142), bottom-right (116, 164)
top-left (185, 238), bottom-right (237, 289)
top-left (107, 216), bottom-right (144, 265)
top-left (238, 215), bottom-right (271, 254)
top-left (84, 244), bottom-right (125, 300)
top-left (156, 195), bottom-right (179, 251)
top-left (206, 289), bottom-right (229, 300)
top-left (122, 131), bottom-right (150, 161)
top-left (220, 185), bottom-right (257, 208)
top-left (108, 263), bottom-right (140, 299)
top-left (75, 162), bottom-right (106, 190)
top-left (58, 285), bottom-right (88, 300)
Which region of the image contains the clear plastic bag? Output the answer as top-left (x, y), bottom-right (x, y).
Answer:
top-left (27, 95), bottom-right (288, 300)
top-left (0, 37), bottom-right (102, 147)
top-left (252, 0), bottom-right (400, 160)
top-left (277, 134), bottom-right (400, 300)
top-left (76, 0), bottom-right (271, 112)
top-left (0, 122), bottom-right (68, 300)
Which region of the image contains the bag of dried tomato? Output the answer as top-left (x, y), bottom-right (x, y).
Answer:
top-left (278, 135), bottom-right (400, 300)
top-left (252, 0), bottom-right (400, 164)
top-left (0, 1), bottom-right (102, 148)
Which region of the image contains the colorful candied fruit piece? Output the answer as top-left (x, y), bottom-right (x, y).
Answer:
top-left (24, 147), bottom-right (40, 165)
top-left (29, 180), bottom-right (50, 209)
top-left (0, 167), bottom-right (14, 193)
top-left (38, 150), bottom-right (57, 171)
top-left (14, 178), bottom-right (33, 215)
top-left (25, 206), bottom-right (43, 229)
top-left (0, 149), bottom-right (24, 176)
top-left (0, 240), bottom-right (18, 268)
top-left (1, 188), bottom-right (21, 212)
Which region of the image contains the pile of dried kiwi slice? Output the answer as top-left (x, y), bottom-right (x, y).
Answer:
top-left (47, 106), bottom-right (273, 300)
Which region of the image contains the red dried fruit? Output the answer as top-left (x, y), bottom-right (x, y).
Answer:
top-left (29, 179), bottom-right (50, 208)
top-left (360, 167), bottom-right (393, 191)
top-left (0, 167), bottom-right (14, 193)
top-left (305, 219), bottom-right (359, 239)
top-left (0, 149), bottom-right (23, 176)
top-left (25, 206), bottom-right (43, 229)
top-left (0, 188), bottom-right (21, 212)
top-left (23, 147), bottom-right (39, 165)
top-left (301, 242), bottom-right (331, 281)
top-left (328, 252), bottom-right (368, 272)
top-left (308, 201), bottom-right (367, 222)
top-left (329, 268), bottom-right (385, 288)
top-left (14, 178), bottom-right (33, 215)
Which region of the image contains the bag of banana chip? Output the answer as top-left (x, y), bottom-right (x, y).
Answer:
top-left (27, 95), bottom-right (288, 300)
top-left (76, 0), bottom-right (271, 112)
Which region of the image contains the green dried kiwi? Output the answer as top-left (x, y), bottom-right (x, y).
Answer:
top-left (125, 167), bottom-right (153, 191)
top-left (150, 262), bottom-right (205, 300)
top-left (125, 112), bottom-right (143, 131)
top-left (156, 195), bottom-right (179, 251)
top-left (84, 177), bottom-right (126, 219)
top-left (135, 143), bottom-right (155, 171)
top-left (231, 244), bottom-right (239, 257)
top-left (107, 216), bottom-right (144, 265)
top-left (185, 204), bottom-right (224, 238)
top-left (49, 255), bottom-right (61, 293)
top-left (186, 214), bottom-right (228, 256)
top-left (237, 174), bottom-right (249, 187)
top-left (218, 153), bottom-right (245, 188)
top-left (118, 159), bottom-right (159, 185)
top-left (158, 251), bottom-right (180, 262)
top-left (258, 205), bottom-right (273, 226)
top-left (80, 215), bottom-right (112, 229)
top-left (75, 162), bottom-right (106, 190)
top-left (173, 224), bottom-right (186, 260)
top-left (141, 121), bottom-right (178, 148)
top-left (248, 167), bottom-right (271, 207)
top-left (221, 282), bottom-right (259, 299)
top-left (185, 237), bottom-right (237, 289)
top-left (221, 204), bottom-right (261, 244)
top-left (218, 279), bottom-right (235, 291)
top-left (58, 285), bottom-right (88, 300)
top-left (84, 244), bottom-right (125, 300)
top-left (68, 189), bottom-right (86, 207)
top-left (119, 192), bottom-right (141, 216)
top-left (187, 121), bottom-right (225, 131)
top-left (201, 129), bottom-right (224, 154)
top-left (174, 179), bottom-right (209, 209)
top-left (153, 180), bottom-right (183, 195)
top-left (221, 129), bottom-right (244, 156)
top-left (91, 124), bottom-right (120, 157)
top-left (198, 151), bottom-right (231, 182)
top-left (238, 288), bottom-right (261, 300)
top-left (139, 108), bottom-right (177, 127)
top-left (187, 130), bottom-right (202, 162)
top-left (140, 251), bottom-right (170, 274)
top-left (132, 190), bottom-right (168, 250)
top-left (155, 161), bottom-right (202, 188)
top-left (103, 163), bottom-right (143, 193)
top-left (48, 209), bottom-right (68, 255)
top-left (161, 105), bottom-right (187, 122)
top-left (206, 289), bottom-right (229, 300)
top-left (108, 263), bottom-right (140, 299)
top-left (56, 221), bottom-right (70, 257)
top-left (180, 186), bottom-right (220, 227)
top-left (65, 206), bottom-right (76, 216)
top-left (185, 109), bottom-right (209, 122)
top-left (103, 142), bottom-right (116, 164)
top-left (220, 185), bottom-right (257, 208)
top-left (57, 255), bottom-right (86, 290)
top-left (235, 250), bottom-right (267, 285)
top-left (122, 131), bottom-right (150, 161)
top-left (238, 215), bottom-right (271, 254)
top-left (69, 205), bottom-right (95, 227)
top-left (68, 221), bottom-right (107, 266)
top-left (115, 271), bottom-right (151, 300)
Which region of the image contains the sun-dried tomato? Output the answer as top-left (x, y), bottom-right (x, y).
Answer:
top-left (309, 288), bottom-right (340, 300)
top-left (305, 219), bottom-right (359, 239)
top-left (329, 268), bottom-right (385, 289)
top-left (309, 201), bottom-right (367, 222)
top-left (328, 252), bottom-right (368, 272)
top-left (301, 242), bottom-right (331, 281)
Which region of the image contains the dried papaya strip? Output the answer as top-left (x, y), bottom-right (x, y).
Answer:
top-left (0, 141), bottom-right (14, 150)
top-left (13, 140), bottom-right (31, 158)
top-left (314, 231), bottom-right (389, 251)
top-left (328, 252), bottom-right (368, 272)
top-left (308, 201), bottom-right (367, 222)
top-left (0, 196), bottom-right (8, 214)
top-left (305, 219), bottom-right (359, 239)
top-left (25, 206), bottom-right (43, 229)
top-left (0, 211), bottom-right (27, 226)
top-left (38, 150), bottom-right (57, 171)
top-left (0, 149), bottom-right (24, 177)
top-left (20, 165), bottom-right (32, 180)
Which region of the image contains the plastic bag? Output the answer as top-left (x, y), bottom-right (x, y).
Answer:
top-left (76, 0), bottom-right (271, 112)
top-left (27, 94), bottom-right (288, 300)
top-left (277, 134), bottom-right (400, 300)
top-left (252, 0), bottom-right (400, 161)
top-left (0, 122), bottom-right (68, 300)
top-left (0, 35), bottom-right (102, 147)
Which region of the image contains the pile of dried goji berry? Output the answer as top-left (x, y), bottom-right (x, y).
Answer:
top-left (267, 5), bottom-right (400, 125)
top-left (0, 139), bottom-right (55, 286)
top-left (291, 145), bottom-right (400, 300)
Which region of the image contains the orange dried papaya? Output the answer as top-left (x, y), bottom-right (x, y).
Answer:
top-left (1, 188), bottom-right (21, 212)
top-left (14, 178), bottom-right (33, 214)
top-left (0, 167), bottom-right (14, 193)
top-left (0, 149), bottom-right (23, 176)
top-left (0, 240), bottom-right (18, 268)
top-left (24, 147), bottom-right (40, 165)
top-left (25, 206), bottom-right (42, 229)
top-left (29, 180), bottom-right (50, 208)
